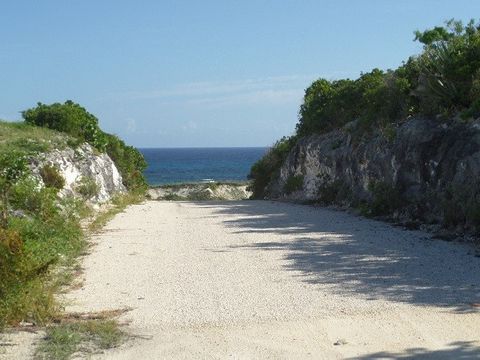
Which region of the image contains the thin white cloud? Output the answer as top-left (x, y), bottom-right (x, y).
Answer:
top-left (124, 75), bottom-right (310, 99)
top-left (181, 120), bottom-right (198, 132)
top-left (126, 118), bottom-right (137, 133)
top-left (186, 88), bottom-right (304, 108)
top-left (109, 75), bottom-right (311, 108)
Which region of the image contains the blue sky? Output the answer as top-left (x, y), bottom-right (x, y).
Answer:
top-left (1, 1), bottom-right (479, 147)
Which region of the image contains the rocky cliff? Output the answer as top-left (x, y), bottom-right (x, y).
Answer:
top-left (268, 117), bottom-right (480, 234)
top-left (30, 143), bottom-right (126, 204)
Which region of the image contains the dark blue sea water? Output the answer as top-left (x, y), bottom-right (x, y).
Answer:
top-left (139, 147), bottom-right (268, 186)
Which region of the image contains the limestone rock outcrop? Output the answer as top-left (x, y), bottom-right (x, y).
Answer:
top-left (268, 117), bottom-right (480, 232)
top-left (30, 143), bottom-right (126, 204)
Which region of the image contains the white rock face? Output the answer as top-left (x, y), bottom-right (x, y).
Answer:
top-left (148, 183), bottom-right (252, 201)
top-left (30, 143), bottom-right (126, 204)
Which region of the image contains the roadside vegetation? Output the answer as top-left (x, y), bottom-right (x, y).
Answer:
top-left (250, 19), bottom-right (480, 201)
top-left (0, 123), bottom-right (86, 328)
top-left (0, 102), bottom-right (146, 334)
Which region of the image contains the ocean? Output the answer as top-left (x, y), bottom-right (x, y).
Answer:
top-left (140, 147), bottom-right (268, 186)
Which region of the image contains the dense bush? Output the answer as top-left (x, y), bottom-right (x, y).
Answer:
top-left (296, 67), bottom-right (414, 137)
top-left (23, 101), bottom-right (107, 150)
top-left (296, 19), bottom-right (480, 138)
top-left (22, 101), bottom-right (147, 190)
top-left (250, 19), bottom-right (480, 199)
top-left (366, 181), bottom-right (403, 216)
top-left (248, 136), bottom-right (296, 198)
top-left (104, 133), bottom-right (147, 190)
top-left (284, 175), bottom-right (304, 194)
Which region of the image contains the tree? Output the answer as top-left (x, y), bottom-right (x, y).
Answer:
top-left (414, 19), bottom-right (480, 116)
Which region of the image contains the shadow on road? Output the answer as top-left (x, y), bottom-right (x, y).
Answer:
top-left (348, 341), bottom-right (479, 359)
top-left (195, 201), bottom-right (480, 312)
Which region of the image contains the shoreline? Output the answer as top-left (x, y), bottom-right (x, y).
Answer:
top-left (149, 179), bottom-right (250, 189)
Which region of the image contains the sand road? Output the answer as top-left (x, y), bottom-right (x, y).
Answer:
top-left (66, 200), bottom-right (480, 359)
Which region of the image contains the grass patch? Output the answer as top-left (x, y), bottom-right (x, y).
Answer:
top-left (0, 120), bottom-right (74, 155)
top-left (35, 319), bottom-right (125, 360)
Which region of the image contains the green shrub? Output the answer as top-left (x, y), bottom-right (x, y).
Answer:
top-left (442, 183), bottom-right (480, 231)
top-left (76, 177), bottom-right (99, 200)
top-left (22, 101), bottom-right (107, 150)
top-left (40, 164), bottom-right (65, 191)
top-left (104, 133), bottom-right (147, 191)
top-left (248, 136), bottom-right (296, 198)
top-left (317, 180), bottom-right (343, 205)
top-left (381, 123), bottom-right (397, 143)
top-left (0, 151), bottom-right (29, 228)
top-left (296, 68), bottom-right (412, 138)
top-left (11, 177), bottom-right (59, 221)
top-left (284, 175), bottom-right (304, 194)
top-left (366, 181), bottom-right (402, 216)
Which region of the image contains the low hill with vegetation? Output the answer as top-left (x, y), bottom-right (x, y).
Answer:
top-left (0, 102), bottom-right (146, 328)
top-left (148, 181), bottom-right (252, 201)
top-left (249, 19), bottom-right (480, 237)
top-left (22, 101), bottom-right (147, 190)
